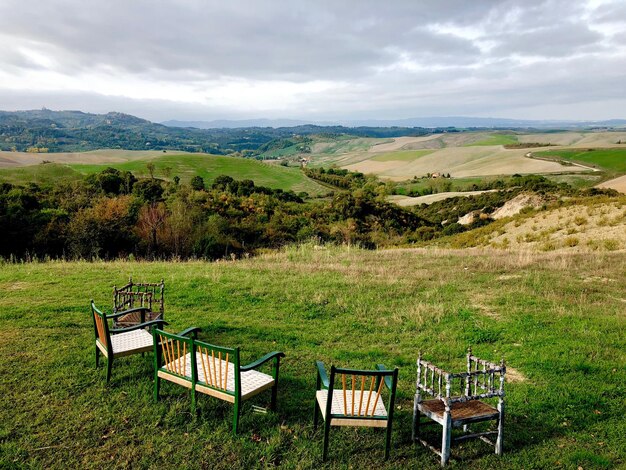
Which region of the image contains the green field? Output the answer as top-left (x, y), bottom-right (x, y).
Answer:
top-left (466, 135), bottom-right (518, 147)
top-left (371, 150), bottom-right (434, 162)
top-left (0, 163), bottom-right (84, 185)
top-left (534, 148), bottom-right (626, 173)
top-left (1, 246), bottom-right (624, 469)
top-left (0, 154), bottom-right (328, 195)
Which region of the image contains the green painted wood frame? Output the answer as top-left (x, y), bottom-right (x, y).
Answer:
top-left (313, 361), bottom-right (399, 461)
top-left (152, 327), bottom-right (285, 435)
top-left (90, 300), bottom-right (167, 383)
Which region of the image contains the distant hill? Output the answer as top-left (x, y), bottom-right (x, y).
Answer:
top-left (3, 109), bottom-right (625, 154)
top-left (163, 116), bottom-right (626, 129)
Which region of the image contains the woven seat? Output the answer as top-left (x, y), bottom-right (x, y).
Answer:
top-left (316, 389), bottom-right (388, 426)
top-left (109, 329), bottom-right (154, 355)
top-left (419, 399), bottom-right (498, 425)
top-left (163, 353), bottom-right (275, 399)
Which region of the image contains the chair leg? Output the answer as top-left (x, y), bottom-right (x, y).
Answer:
top-left (322, 420), bottom-right (331, 462)
top-left (496, 400), bottom-right (504, 456)
top-left (106, 357), bottom-right (113, 383)
top-left (232, 400), bottom-right (240, 435)
top-left (95, 347), bottom-right (100, 368)
top-left (384, 421), bottom-right (393, 460)
top-left (270, 382), bottom-right (278, 411)
top-left (441, 411), bottom-right (452, 467)
top-left (412, 395), bottom-right (420, 442)
top-left (154, 374), bottom-right (160, 402)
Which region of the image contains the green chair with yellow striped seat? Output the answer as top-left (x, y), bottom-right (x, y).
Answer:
top-left (153, 327), bottom-right (285, 434)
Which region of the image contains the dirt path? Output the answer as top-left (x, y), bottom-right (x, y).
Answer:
top-left (388, 190), bottom-right (498, 207)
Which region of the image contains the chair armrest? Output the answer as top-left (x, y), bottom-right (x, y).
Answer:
top-left (111, 320), bottom-right (168, 334)
top-left (316, 360), bottom-right (330, 389)
top-left (107, 306), bottom-right (151, 319)
top-left (376, 364), bottom-right (394, 390)
top-left (240, 351), bottom-right (285, 371)
top-left (178, 327), bottom-right (202, 339)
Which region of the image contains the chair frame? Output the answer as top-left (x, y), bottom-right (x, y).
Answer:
top-left (313, 361), bottom-right (399, 461)
top-left (112, 277), bottom-right (165, 328)
top-left (153, 327), bottom-right (285, 435)
top-left (90, 300), bottom-right (168, 383)
top-left (412, 349), bottom-right (505, 467)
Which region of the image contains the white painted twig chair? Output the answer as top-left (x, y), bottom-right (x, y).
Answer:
top-left (90, 300), bottom-right (168, 383)
top-left (412, 349), bottom-right (505, 467)
top-left (313, 361), bottom-right (399, 461)
top-left (153, 327), bottom-right (285, 435)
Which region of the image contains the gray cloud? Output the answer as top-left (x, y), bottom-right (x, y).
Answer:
top-left (0, 0), bottom-right (624, 121)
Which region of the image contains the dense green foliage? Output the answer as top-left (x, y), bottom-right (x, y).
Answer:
top-left (0, 167), bottom-right (432, 260)
top-left (303, 167), bottom-right (368, 189)
top-left (0, 248), bottom-right (624, 468)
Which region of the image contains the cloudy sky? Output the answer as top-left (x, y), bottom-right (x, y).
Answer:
top-left (1, 0), bottom-right (625, 122)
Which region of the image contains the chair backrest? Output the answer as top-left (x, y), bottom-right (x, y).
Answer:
top-left (155, 329), bottom-right (194, 379)
top-left (153, 330), bottom-right (240, 397)
top-left (114, 277), bottom-right (164, 314)
top-left (90, 301), bottom-right (111, 351)
top-left (195, 339), bottom-right (240, 397)
top-left (327, 366), bottom-right (398, 419)
top-left (416, 350), bottom-right (505, 404)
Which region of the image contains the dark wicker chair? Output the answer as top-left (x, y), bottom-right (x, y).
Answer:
top-left (112, 277), bottom-right (164, 328)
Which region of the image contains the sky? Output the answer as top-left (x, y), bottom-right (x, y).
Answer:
top-left (1, 0), bottom-right (625, 122)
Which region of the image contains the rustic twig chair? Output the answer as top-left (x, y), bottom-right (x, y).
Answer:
top-left (153, 327), bottom-right (285, 434)
top-left (412, 349), bottom-right (505, 467)
top-left (90, 300), bottom-right (168, 383)
top-left (313, 361), bottom-right (399, 461)
top-left (112, 277), bottom-right (165, 328)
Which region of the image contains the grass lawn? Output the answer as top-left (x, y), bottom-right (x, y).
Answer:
top-left (0, 246), bottom-right (624, 469)
top-left (534, 149), bottom-right (626, 173)
top-left (371, 150), bottom-right (434, 162)
top-left (467, 135), bottom-right (518, 147)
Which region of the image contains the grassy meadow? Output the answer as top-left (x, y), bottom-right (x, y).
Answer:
top-left (534, 148), bottom-right (626, 173)
top-left (1, 246), bottom-right (624, 469)
top-left (0, 153), bottom-right (328, 196)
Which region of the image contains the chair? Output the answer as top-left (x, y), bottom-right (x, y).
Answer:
top-left (152, 327), bottom-right (285, 435)
top-left (313, 361), bottom-right (399, 461)
top-left (90, 300), bottom-right (168, 383)
top-left (112, 277), bottom-right (165, 328)
top-left (412, 349), bottom-right (505, 467)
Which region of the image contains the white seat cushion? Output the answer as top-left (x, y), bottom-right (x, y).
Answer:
top-left (163, 353), bottom-right (274, 398)
top-left (110, 329), bottom-right (153, 354)
top-left (316, 389), bottom-right (387, 419)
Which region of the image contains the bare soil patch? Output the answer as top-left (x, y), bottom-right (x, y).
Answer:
top-left (596, 175), bottom-right (626, 194)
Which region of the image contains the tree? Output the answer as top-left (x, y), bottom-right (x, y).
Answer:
top-left (190, 175), bottom-right (205, 191)
top-left (146, 162), bottom-right (156, 180)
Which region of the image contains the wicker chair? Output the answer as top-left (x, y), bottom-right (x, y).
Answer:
top-left (90, 300), bottom-right (168, 383)
top-left (153, 327), bottom-right (285, 435)
top-left (112, 277), bottom-right (164, 328)
top-left (412, 349), bottom-right (505, 467)
top-left (313, 361), bottom-right (399, 461)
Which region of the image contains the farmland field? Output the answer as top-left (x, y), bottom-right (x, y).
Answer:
top-left (0, 151), bottom-right (328, 195)
top-left (533, 148), bottom-right (626, 173)
top-left (0, 246), bottom-right (624, 469)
